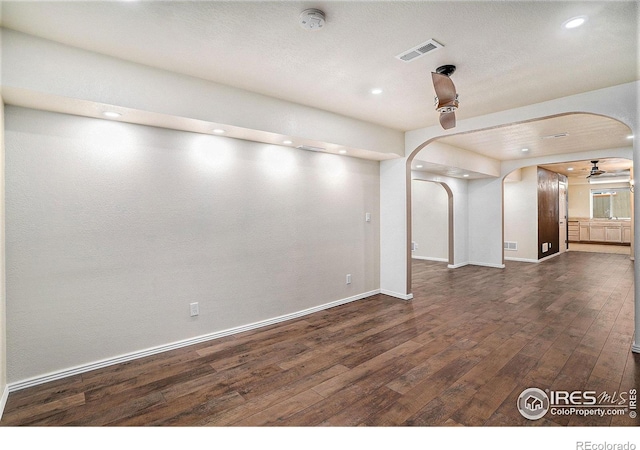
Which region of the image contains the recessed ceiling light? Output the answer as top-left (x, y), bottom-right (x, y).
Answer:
top-left (567, 167), bottom-right (574, 171)
top-left (103, 111), bottom-right (121, 118)
top-left (338, 149), bottom-right (348, 154)
top-left (416, 164), bottom-right (423, 169)
top-left (627, 135), bottom-right (634, 139)
top-left (463, 174), bottom-right (470, 178)
top-left (371, 88), bottom-right (383, 95)
top-left (213, 129), bottom-right (225, 134)
top-left (283, 140), bottom-right (293, 145)
top-left (563, 15), bottom-right (587, 29)
top-left (521, 148), bottom-right (530, 152)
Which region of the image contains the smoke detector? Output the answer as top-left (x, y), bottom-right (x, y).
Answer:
top-left (299, 9), bottom-right (326, 31)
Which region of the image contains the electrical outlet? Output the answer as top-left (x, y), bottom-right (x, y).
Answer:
top-left (190, 302), bottom-right (199, 317)
top-left (346, 274), bottom-right (352, 285)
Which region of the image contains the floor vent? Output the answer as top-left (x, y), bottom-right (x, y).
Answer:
top-left (504, 241), bottom-right (518, 251)
top-left (395, 38), bottom-right (443, 62)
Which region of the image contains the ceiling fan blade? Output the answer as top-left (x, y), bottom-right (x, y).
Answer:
top-left (439, 111), bottom-right (456, 130)
top-left (432, 72), bottom-right (457, 105)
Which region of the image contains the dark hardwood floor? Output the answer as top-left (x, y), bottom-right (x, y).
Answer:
top-left (2, 251), bottom-right (638, 426)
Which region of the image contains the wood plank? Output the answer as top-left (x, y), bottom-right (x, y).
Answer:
top-left (450, 353), bottom-right (538, 426)
top-left (1, 253), bottom-right (634, 428)
top-left (202, 364), bottom-right (349, 426)
top-left (367, 355), bottom-right (482, 425)
top-left (233, 389), bottom-right (325, 426)
top-left (0, 393), bottom-right (85, 426)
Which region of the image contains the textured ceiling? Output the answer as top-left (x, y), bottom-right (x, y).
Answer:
top-left (540, 158), bottom-right (632, 178)
top-left (1, 1), bottom-right (637, 131)
top-left (431, 113), bottom-right (633, 161)
top-left (413, 113), bottom-right (634, 179)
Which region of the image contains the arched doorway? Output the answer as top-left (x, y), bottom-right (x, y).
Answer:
top-left (410, 179), bottom-right (453, 265)
top-left (405, 112), bottom-right (634, 293)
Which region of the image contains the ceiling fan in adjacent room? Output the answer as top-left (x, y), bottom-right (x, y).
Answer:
top-left (586, 160), bottom-right (606, 178)
top-left (432, 64), bottom-right (459, 130)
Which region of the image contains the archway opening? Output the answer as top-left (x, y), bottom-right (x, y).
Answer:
top-left (410, 178), bottom-right (453, 257)
top-left (406, 112), bottom-right (634, 294)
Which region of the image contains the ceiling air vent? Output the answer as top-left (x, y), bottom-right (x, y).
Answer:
top-left (296, 145), bottom-right (325, 152)
top-left (541, 132), bottom-right (569, 140)
top-left (395, 38), bottom-right (443, 63)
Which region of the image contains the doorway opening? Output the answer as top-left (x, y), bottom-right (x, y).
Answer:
top-left (410, 179), bottom-right (452, 264)
top-left (540, 158), bottom-right (634, 258)
top-left (410, 178), bottom-right (453, 292)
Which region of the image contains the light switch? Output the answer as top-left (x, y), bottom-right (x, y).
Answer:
top-left (365, 212), bottom-right (371, 222)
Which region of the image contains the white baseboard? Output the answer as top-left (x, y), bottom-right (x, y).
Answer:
top-left (468, 261), bottom-right (506, 269)
top-left (504, 257), bottom-right (540, 263)
top-left (448, 261), bottom-right (506, 269)
top-left (538, 252), bottom-right (562, 263)
top-left (8, 289), bottom-right (381, 393)
top-left (380, 290), bottom-right (413, 301)
top-left (411, 256), bottom-right (448, 263)
top-left (505, 252), bottom-right (563, 264)
top-left (0, 384), bottom-right (8, 421)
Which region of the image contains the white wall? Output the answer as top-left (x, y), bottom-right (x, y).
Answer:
top-left (411, 180), bottom-right (448, 262)
top-left (504, 166), bottom-right (539, 261)
top-left (568, 179), bottom-right (590, 218)
top-left (414, 141), bottom-right (500, 178)
top-left (5, 106), bottom-right (381, 384)
top-left (467, 177), bottom-right (505, 268)
top-left (568, 178), bottom-right (632, 219)
top-left (410, 171), bottom-right (469, 268)
top-left (0, 99), bottom-right (7, 417)
top-left (380, 158), bottom-right (410, 299)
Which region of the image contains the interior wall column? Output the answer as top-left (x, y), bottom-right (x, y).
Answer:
top-left (380, 158), bottom-right (412, 300)
top-left (0, 95), bottom-right (7, 418)
top-left (632, 122), bottom-right (640, 353)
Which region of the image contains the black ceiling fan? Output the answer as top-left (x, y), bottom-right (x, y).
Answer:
top-left (586, 160), bottom-right (606, 178)
top-left (432, 64), bottom-right (459, 130)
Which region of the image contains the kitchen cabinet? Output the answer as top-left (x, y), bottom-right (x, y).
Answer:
top-left (623, 224), bottom-right (632, 243)
top-left (589, 223), bottom-right (606, 241)
top-left (568, 221), bottom-right (580, 242)
top-left (605, 225), bottom-right (622, 242)
top-left (571, 219), bottom-right (631, 244)
top-left (579, 223), bottom-right (590, 241)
